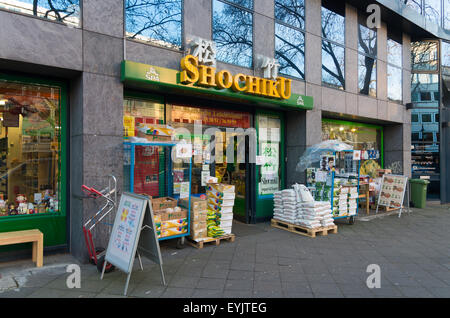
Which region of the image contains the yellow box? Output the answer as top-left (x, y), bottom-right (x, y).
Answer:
top-left (161, 218), bottom-right (188, 229)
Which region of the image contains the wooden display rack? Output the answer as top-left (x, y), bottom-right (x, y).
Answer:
top-left (187, 234), bottom-right (235, 249)
top-left (271, 219), bottom-right (338, 238)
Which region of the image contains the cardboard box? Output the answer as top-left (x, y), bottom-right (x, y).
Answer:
top-left (190, 221), bottom-right (207, 231)
top-left (154, 208), bottom-right (188, 221)
top-left (162, 218), bottom-right (188, 229)
top-left (206, 183), bottom-right (235, 194)
top-left (161, 226), bottom-right (188, 238)
top-left (151, 197), bottom-right (178, 211)
top-left (178, 197), bottom-right (207, 211)
top-left (190, 229), bottom-right (207, 240)
top-left (191, 211), bottom-right (207, 222)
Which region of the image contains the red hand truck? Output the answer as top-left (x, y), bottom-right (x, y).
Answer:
top-left (82, 175), bottom-right (117, 273)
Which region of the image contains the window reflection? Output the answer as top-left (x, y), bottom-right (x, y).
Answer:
top-left (0, 0), bottom-right (80, 26)
top-left (358, 54), bottom-right (377, 97)
top-left (321, 6), bottom-right (345, 45)
top-left (322, 41), bottom-right (345, 90)
top-left (424, 0), bottom-right (442, 25)
top-left (442, 41), bottom-right (450, 76)
top-left (411, 41), bottom-right (439, 72)
top-left (125, 0), bottom-right (182, 49)
top-left (275, 0), bottom-right (305, 30)
top-left (275, 0), bottom-right (305, 79)
top-left (445, 0), bottom-right (450, 30)
top-left (275, 24), bottom-right (305, 79)
top-left (387, 65), bottom-right (403, 103)
top-left (213, 0), bottom-right (253, 68)
top-left (405, 0), bottom-right (423, 14)
top-left (387, 38), bottom-right (402, 67)
top-left (358, 24), bottom-right (377, 57)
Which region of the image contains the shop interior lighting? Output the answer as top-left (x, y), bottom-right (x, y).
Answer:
top-left (339, 127), bottom-right (344, 131)
top-left (0, 99), bottom-right (7, 105)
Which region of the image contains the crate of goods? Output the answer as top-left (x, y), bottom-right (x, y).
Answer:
top-left (151, 197), bottom-right (178, 211)
top-left (153, 207), bottom-right (188, 238)
top-left (179, 197), bottom-right (208, 240)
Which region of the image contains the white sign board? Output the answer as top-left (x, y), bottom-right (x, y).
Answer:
top-left (376, 174), bottom-right (410, 217)
top-left (103, 192), bottom-right (165, 295)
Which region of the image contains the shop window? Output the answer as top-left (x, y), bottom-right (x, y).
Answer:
top-left (123, 97), bottom-right (165, 139)
top-left (275, 24), bottom-right (305, 79)
top-left (125, 0), bottom-right (182, 49)
top-left (322, 120), bottom-right (382, 178)
top-left (257, 115), bottom-right (281, 196)
top-left (0, 0), bottom-right (80, 26)
top-left (411, 41), bottom-right (439, 72)
top-left (213, 0), bottom-right (253, 68)
top-left (0, 80), bottom-right (62, 217)
top-left (321, 1), bottom-right (345, 90)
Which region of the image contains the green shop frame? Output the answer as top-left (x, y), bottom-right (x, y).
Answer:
top-left (0, 72), bottom-right (67, 250)
top-left (254, 110), bottom-right (286, 222)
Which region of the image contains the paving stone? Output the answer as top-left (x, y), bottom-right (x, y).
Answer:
top-left (192, 289), bottom-right (224, 298)
top-left (397, 286), bottom-right (435, 298)
top-left (227, 270), bottom-right (254, 281)
top-left (196, 278), bottom-right (226, 290)
top-left (224, 279), bottom-right (253, 291)
top-left (254, 271), bottom-right (280, 281)
top-left (427, 287), bottom-right (450, 298)
top-left (224, 289), bottom-right (254, 298)
top-left (309, 282), bottom-right (343, 297)
top-left (160, 287), bottom-right (194, 298)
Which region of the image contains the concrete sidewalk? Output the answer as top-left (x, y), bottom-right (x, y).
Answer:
top-left (1, 203), bottom-right (450, 298)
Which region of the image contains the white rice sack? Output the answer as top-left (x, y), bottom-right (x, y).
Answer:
top-left (300, 202), bottom-right (327, 209)
top-left (298, 185), bottom-right (314, 202)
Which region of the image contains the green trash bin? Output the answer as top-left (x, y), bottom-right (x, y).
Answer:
top-left (409, 179), bottom-right (430, 208)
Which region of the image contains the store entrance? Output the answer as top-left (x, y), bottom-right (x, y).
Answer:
top-left (213, 133), bottom-right (252, 224)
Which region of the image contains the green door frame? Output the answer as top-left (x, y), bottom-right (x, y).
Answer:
top-left (254, 110), bottom-right (286, 223)
top-left (0, 72), bottom-right (68, 249)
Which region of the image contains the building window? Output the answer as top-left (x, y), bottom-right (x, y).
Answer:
top-left (125, 0), bottom-right (183, 49)
top-left (275, 0), bottom-right (305, 79)
top-left (420, 91), bottom-right (432, 101)
top-left (358, 18), bottom-right (377, 97)
top-left (442, 41), bottom-right (450, 75)
top-left (0, 0), bottom-right (80, 26)
top-left (424, 0), bottom-right (442, 26)
top-left (404, 0), bottom-right (423, 14)
top-left (422, 113), bottom-right (432, 122)
top-left (387, 36), bottom-right (403, 103)
top-left (213, 0), bottom-right (253, 68)
top-left (411, 41), bottom-right (439, 72)
top-left (412, 114), bottom-right (419, 122)
top-left (445, 0), bottom-right (450, 30)
top-left (0, 79), bottom-right (62, 217)
top-left (321, 1), bottom-right (345, 90)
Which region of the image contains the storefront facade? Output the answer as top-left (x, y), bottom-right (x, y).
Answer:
top-left (2, 0), bottom-right (442, 262)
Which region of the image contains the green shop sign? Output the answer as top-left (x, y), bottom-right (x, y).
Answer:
top-left (121, 60), bottom-right (313, 111)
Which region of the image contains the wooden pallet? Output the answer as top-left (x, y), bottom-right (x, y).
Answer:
top-left (370, 204), bottom-right (401, 212)
top-left (270, 219), bottom-right (338, 238)
top-left (187, 234), bottom-right (235, 249)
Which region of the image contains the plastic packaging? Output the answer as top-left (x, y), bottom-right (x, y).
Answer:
top-left (296, 140), bottom-right (353, 172)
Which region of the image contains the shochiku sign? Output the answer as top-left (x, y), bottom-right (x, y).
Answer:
top-left (180, 55), bottom-right (292, 100)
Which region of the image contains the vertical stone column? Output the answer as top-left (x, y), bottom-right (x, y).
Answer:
top-left (70, 0), bottom-right (125, 261)
top-left (377, 21), bottom-right (387, 101)
top-left (184, 0), bottom-right (212, 41)
top-left (345, 4), bottom-right (358, 94)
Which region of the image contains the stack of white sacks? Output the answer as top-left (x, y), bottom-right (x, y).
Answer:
top-left (273, 184), bottom-right (335, 229)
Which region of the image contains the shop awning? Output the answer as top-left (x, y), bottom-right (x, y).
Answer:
top-left (121, 60), bottom-right (313, 111)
